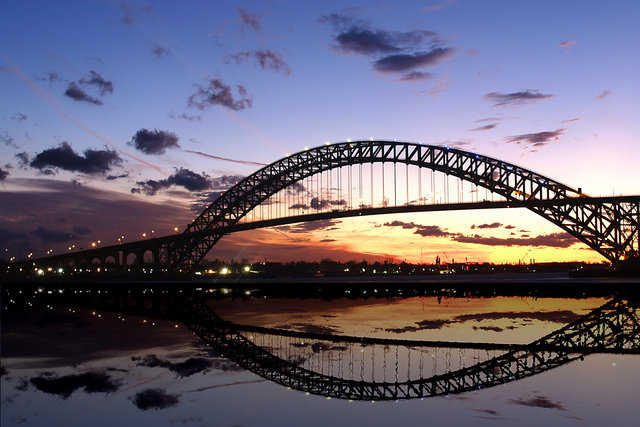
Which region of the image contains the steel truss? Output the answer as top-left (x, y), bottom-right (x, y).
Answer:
top-left (168, 141), bottom-right (639, 271)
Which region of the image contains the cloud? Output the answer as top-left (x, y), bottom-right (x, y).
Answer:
top-left (64, 71), bottom-right (113, 105)
top-left (505, 128), bottom-right (566, 149)
top-left (423, 0), bottom-right (456, 12)
top-left (471, 222), bottom-right (502, 229)
top-left (12, 112), bottom-right (27, 122)
top-left (134, 354), bottom-right (213, 377)
top-left (398, 71), bottom-right (433, 82)
top-left (0, 167), bottom-right (8, 180)
top-left (30, 372), bottom-right (121, 399)
top-left (79, 70), bottom-right (113, 96)
top-left (466, 48), bottom-right (479, 56)
top-left (561, 117), bottom-right (581, 124)
top-left (106, 172), bottom-right (130, 180)
top-left (1, 130), bottom-right (18, 148)
top-left (309, 197), bottom-right (346, 210)
top-left (30, 142), bottom-right (123, 175)
top-left (453, 231), bottom-right (578, 248)
top-left (119, 3), bottom-right (153, 25)
top-left (237, 7), bottom-right (262, 32)
top-left (596, 90), bottom-right (610, 100)
top-left (277, 219), bottom-right (341, 234)
top-left (468, 123), bottom-right (497, 131)
top-left (129, 128), bottom-right (180, 155)
top-left (0, 228), bottom-right (28, 247)
top-left (30, 226), bottom-right (74, 243)
top-left (132, 168), bottom-right (214, 196)
top-left (65, 82), bottom-right (102, 104)
top-left (374, 47), bottom-right (455, 73)
top-left (509, 394), bottom-right (567, 411)
top-left (383, 220), bottom-right (454, 237)
top-left (131, 388), bottom-right (179, 411)
top-left (188, 78), bottom-right (252, 111)
top-left (321, 14), bottom-right (454, 81)
top-left (226, 49), bottom-right (291, 75)
top-left (484, 90), bottom-right (554, 106)
top-left (151, 42), bottom-right (171, 58)
top-left (559, 40), bottom-right (576, 48)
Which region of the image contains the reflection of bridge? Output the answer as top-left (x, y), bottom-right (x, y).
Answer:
top-left (26, 288), bottom-right (640, 400)
top-left (11, 141), bottom-right (640, 275)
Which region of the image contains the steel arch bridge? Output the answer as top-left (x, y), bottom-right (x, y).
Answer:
top-left (10, 140), bottom-right (640, 275)
top-left (168, 140), bottom-right (639, 272)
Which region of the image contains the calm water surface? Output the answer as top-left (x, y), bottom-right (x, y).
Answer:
top-left (1, 284), bottom-right (639, 426)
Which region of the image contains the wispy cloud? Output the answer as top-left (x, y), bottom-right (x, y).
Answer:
top-left (561, 117), bottom-right (581, 124)
top-left (505, 128), bottom-right (566, 150)
top-left (119, 2), bottom-right (153, 26)
top-left (182, 149), bottom-right (266, 166)
top-left (484, 90), bottom-right (554, 106)
top-left (559, 40), bottom-right (576, 48)
top-left (226, 49), bottom-right (291, 75)
top-left (423, 0), bottom-right (456, 13)
top-left (64, 70), bottom-right (113, 105)
top-left (151, 42), bottom-right (171, 58)
top-left (237, 7), bottom-right (262, 33)
top-left (468, 123), bottom-right (497, 131)
top-left (596, 90), bottom-right (610, 100)
top-left (188, 78), bottom-right (252, 111)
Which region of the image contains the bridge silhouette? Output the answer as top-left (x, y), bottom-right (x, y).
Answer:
top-left (8, 140), bottom-right (640, 276)
top-left (19, 286), bottom-right (640, 400)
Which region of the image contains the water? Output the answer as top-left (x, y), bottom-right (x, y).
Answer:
top-left (2, 283), bottom-right (639, 426)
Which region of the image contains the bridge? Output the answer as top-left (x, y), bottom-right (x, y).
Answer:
top-left (7, 140), bottom-right (640, 276)
top-left (14, 286), bottom-right (640, 400)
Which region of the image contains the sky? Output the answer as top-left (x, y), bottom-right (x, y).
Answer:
top-left (1, 0), bottom-right (639, 265)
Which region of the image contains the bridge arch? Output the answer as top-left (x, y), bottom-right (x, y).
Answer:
top-left (168, 140), bottom-right (637, 272)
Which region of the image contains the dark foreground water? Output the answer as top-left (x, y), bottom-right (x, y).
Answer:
top-left (2, 281), bottom-right (639, 426)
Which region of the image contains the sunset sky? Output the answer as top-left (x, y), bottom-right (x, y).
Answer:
top-left (1, 0), bottom-right (639, 265)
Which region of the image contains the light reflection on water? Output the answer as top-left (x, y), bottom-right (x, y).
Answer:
top-left (1, 286), bottom-right (639, 426)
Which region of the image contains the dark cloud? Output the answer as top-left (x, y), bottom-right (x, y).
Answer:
top-left (310, 197), bottom-right (346, 210)
top-left (505, 128), bottom-right (566, 149)
top-left (0, 167), bottom-right (8, 180)
top-left (320, 238), bottom-right (336, 243)
top-left (0, 228), bottom-right (27, 246)
top-left (169, 112), bottom-right (201, 121)
top-left (64, 82), bottom-right (102, 105)
top-left (72, 225), bottom-right (92, 235)
top-left (509, 394), bottom-right (567, 411)
top-left (321, 13), bottom-right (454, 81)
top-left (106, 172), bottom-right (130, 180)
top-left (237, 7), bottom-right (262, 32)
top-left (468, 123), bottom-right (497, 131)
top-left (453, 232), bottom-right (577, 248)
top-left (12, 112), bottom-right (27, 122)
top-left (504, 225), bottom-right (515, 229)
top-left (277, 322), bottom-right (341, 335)
top-left (36, 71), bottom-right (62, 84)
top-left (385, 319), bottom-right (449, 333)
top-left (188, 78), bottom-right (252, 111)
top-left (64, 71), bottom-right (113, 104)
top-left (374, 47), bottom-right (455, 73)
top-left (455, 310), bottom-right (580, 324)
top-left (30, 142), bottom-right (122, 175)
top-left (129, 128), bottom-right (180, 155)
top-left (471, 222), bottom-right (502, 229)
top-left (30, 372), bottom-right (121, 399)
top-left (134, 354), bottom-right (213, 377)
top-left (484, 90), bottom-right (554, 106)
top-left (151, 42), bottom-right (171, 58)
top-left (30, 226), bottom-right (77, 243)
top-left (132, 168), bottom-right (219, 195)
top-left (384, 220), bottom-right (454, 237)
top-left (399, 71), bottom-right (433, 82)
top-left (15, 152), bottom-right (29, 168)
top-left (132, 388), bottom-right (179, 411)
top-left (79, 70), bottom-right (113, 96)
